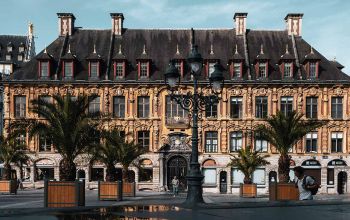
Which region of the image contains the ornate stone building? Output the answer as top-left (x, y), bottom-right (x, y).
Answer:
top-left (2, 12), bottom-right (349, 194)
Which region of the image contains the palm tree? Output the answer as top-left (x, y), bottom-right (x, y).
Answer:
top-left (89, 128), bottom-right (124, 182)
top-left (0, 134), bottom-right (30, 180)
top-left (255, 110), bottom-right (324, 183)
top-left (14, 94), bottom-right (101, 181)
top-left (228, 146), bottom-right (270, 184)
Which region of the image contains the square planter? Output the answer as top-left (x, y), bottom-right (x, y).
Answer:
top-left (269, 183), bottom-right (299, 201)
top-left (0, 180), bottom-right (17, 194)
top-left (240, 183), bottom-right (257, 198)
top-left (98, 181), bottom-right (122, 201)
top-left (123, 182), bottom-right (136, 197)
top-left (44, 180), bottom-right (85, 207)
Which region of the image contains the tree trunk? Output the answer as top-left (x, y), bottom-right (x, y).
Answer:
top-left (105, 165), bottom-right (117, 182)
top-left (278, 154), bottom-right (291, 183)
top-left (2, 163), bottom-right (12, 180)
top-left (59, 158), bottom-right (76, 181)
top-left (122, 167), bottom-right (128, 183)
top-left (243, 176), bottom-right (252, 184)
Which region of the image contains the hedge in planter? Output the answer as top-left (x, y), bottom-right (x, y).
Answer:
top-left (255, 111), bottom-right (324, 201)
top-left (228, 147), bottom-right (269, 198)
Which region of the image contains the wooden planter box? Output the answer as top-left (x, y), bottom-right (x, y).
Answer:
top-left (0, 180), bottom-right (17, 194)
top-left (240, 183), bottom-right (257, 198)
top-left (44, 180), bottom-right (85, 207)
top-left (123, 182), bottom-right (136, 197)
top-left (269, 183), bottom-right (299, 201)
top-left (98, 181), bottom-right (122, 201)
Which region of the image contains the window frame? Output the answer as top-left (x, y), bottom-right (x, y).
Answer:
top-left (280, 96), bottom-right (293, 116)
top-left (205, 131), bottom-right (218, 153)
top-left (230, 131), bottom-right (243, 152)
top-left (331, 97), bottom-right (343, 119)
top-left (113, 96), bottom-right (125, 118)
top-left (306, 97), bottom-right (318, 119)
top-left (230, 97), bottom-right (243, 119)
top-left (255, 96), bottom-right (268, 119)
top-left (137, 96), bottom-right (150, 118)
top-left (14, 95), bottom-right (26, 118)
top-left (331, 132), bottom-right (343, 153)
top-left (89, 61), bottom-right (99, 78)
top-left (137, 131), bottom-right (150, 150)
top-left (305, 132), bottom-right (318, 153)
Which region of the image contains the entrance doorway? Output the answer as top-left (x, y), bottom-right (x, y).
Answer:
top-left (167, 156), bottom-right (188, 191)
top-left (219, 171), bottom-right (227, 193)
top-left (337, 171), bottom-right (347, 194)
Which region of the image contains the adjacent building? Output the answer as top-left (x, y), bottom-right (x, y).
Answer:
top-left (2, 12), bottom-right (349, 194)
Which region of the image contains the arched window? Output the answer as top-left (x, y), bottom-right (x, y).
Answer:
top-left (202, 159), bottom-right (217, 185)
top-left (139, 159), bottom-right (153, 182)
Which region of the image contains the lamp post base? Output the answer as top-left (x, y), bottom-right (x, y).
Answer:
top-left (184, 172), bottom-right (204, 207)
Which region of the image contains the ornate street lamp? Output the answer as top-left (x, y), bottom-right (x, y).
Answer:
top-left (164, 43), bottom-right (224, 206)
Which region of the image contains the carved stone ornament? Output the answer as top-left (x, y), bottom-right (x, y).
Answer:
top-left (307, 86), bottom-right (318, 96)
top-left (137, 87), bottom-right (149, 96)
top-left (229, 88), bottom-right (242, 96)
top-left (14, 87), bottom-right (25, 95)
top-left (335, 87), bottom-right (343, 96)
top-left (111, 86), bottom-right (124, 96)
top-left (38, 87), bottom-right (50, 95)
top-left (159, 133), bottom-right (192, 152)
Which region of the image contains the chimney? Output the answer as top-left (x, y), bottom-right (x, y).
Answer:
top-left (234, 12), bottom-right (248, 36)
top-left (285, 13), bottom-right (303, 37)
top-left (57, 13), bottom-right (75, 36)
top-left (111, 13), bottom-right (124, 36)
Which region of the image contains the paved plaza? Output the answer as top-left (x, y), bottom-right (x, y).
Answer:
top-left (1, 189), bottom-right (350, 219)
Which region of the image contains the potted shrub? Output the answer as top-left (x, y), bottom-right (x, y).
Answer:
top-left (228, 147), bottom-right (269, 198)
top-left (16, 94), bottom-right (101, 207)
top-left (255, 111), bottom-right (324, 201)
top-left (0, 133), bottom-right (30, 194)
top-left (90, 128), bottom-right (143, 200)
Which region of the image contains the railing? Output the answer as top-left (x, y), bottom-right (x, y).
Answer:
top-left (165, 116), bottom-right (190, 128)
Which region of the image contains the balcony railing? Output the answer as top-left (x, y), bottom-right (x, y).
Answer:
top-left (165, 116), bottom-right (190, 128)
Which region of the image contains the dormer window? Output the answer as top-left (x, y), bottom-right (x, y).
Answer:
top-left (40, 61), bottom-right (49, 78)
top-left (137, 45), bottom-right (151, 79)
top-left (89, 61), bottom-right (99, 78)
top-left (140, 61), bottom-right (148, 78)
top-left (19, 45), bottom-right (25, 53)
top-left (259, 62), bottom-right (267, 78)
top-left (174, 60), bottom-right (183, 77)
top-left (173, 44), bottom-right (184, 78)
top-left (233, 62), bottom-right (242, 78)
top-left (115, 61), bottom-right (125, 79)
top-left (230, 45), bottom-right (244, 79)
top-left (309, 62), bottom-right (317, 79)
top-left (6, 54), bottom-right (11, 61)
top-left (64, 61), bottom-right (73, 78)
top-left (7, 45), bottom-right (12, 52)
top-left (303, 47), bottom-right (320, 80)
top-left (18, 54), bottom-right (23, 61)
top-left (284, 62), bottom-right (292, 78)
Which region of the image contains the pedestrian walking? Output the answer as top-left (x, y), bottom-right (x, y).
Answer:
top-left (171, 176), bottom-right (179, 197)
top-left (294, 166), bottom-right (319, 200)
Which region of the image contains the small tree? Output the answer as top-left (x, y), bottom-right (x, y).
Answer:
top-left (0, 134), bottom-right (30, 180)
top-left (13, 94), bottom-right (101, 181)
top-left (228, 147), bottom-right (270, 184)
top-left (255, 111), bottom-right (324, 183)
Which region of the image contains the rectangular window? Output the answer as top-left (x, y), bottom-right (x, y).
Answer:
top-left (64, 62), bottom-right (73, 77)
top-left (40, 61), bottom-right (49, 77)
top-left (16, 133), bottom-right (26, 146)
top-left (19, 46), bottom-right (24, 53)
top-left (140, 62), bottom-right (148, 78)
top-left (38, 95), bottom-right (51, 117)
top-left (205, 102), bottom-right (218, 118)
top-left (6, 55), bottom-right (11, 61)
top-left (39, 135), bottom-right (52, 152)
top-left (331, 97), bottom-right (343, 119)
top-left (306, 97), bottom-right (318, 119)
top-left (255, 132), bottom-right (268, 152)
top-left (113, 96), bottom-right (125, 118)
top-left (255, 96), bottom-right (268, 118)
top-left (90, 62), bottom-right (99, 78)
top-left (305, 132), bottom-right (317, 153)
top-left (259, 63), bottom-right (267, 78)
top-left (15, 96), bottom-right (26, 118)
top-left (7, 46), bottom-right (12, 52)
top-left (233, 63), bottom-right (241, 78)
top-left (88, 96), bottom-right (100, 114)
top-left (252, 169), bottom-right (265, 185)
top-left (331, 132), bottom-right (343, 153)
top-left (230, 131), bottom-right (242, 152)
top-left (138, 131), bottom-right (150, 150)
top-left (166, 96), bottom-right (188, 118)
top-left (208, 62), bottom-right (215, 77)
top-left (309, 62), bottom-right (317, 78)
top-left (174, 61), bottom-right (182, 75)
top-left (232, 169), bottom-right (244, 184)
top-left (205, 132), bottom-right (218, 153)
top-left (203, 168), bottom-right (216, 184)
top-left (137, 96), bottom-right (150, 118)
top-left (230, 97), bottom-right (243, 118)
top-left (284, 62), bottom-right (292, 78)
top-left (280, 96), bottom-right (293, 116)
top-left (327, 168), bottom-right (334, 185)
top-left (17, 54), bottom-right (23, 61)
top-left (115, 62), bottom-right (124, 78)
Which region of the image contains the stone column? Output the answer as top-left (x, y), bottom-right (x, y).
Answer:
top-left (320, 167), bottom-right (327, 194)
top-left (159, 154), bottom-right (164, 190)
top-left (30, 166), bottom-right (35, 183)
top-left (54, 166), bottom-right (59, 181)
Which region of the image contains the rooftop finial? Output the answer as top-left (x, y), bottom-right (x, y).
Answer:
top-left (176, 44), bottom-right (180, 55)
top-left (67, 44), bottom-right (71, 53)
top-left (44, 44), bottom-right (47, 53)
top-left (142, 44), bottom-right (146, 54)
top-left (93, 44), bottom-right (96, 54)
top-left (285, 44), bottom-right (289, 54)
top-left (210, 43), bottom-right (214, 55)
top-left (118, 44), bottom-right (122, 54)
top-left (310, 47), bottom-right (314, 54)
top-left (234, 44), bottom-right (238, 54)
top-left (260, 44), bottom-right (264, 54)
top-left (333, 56), bottom-right (337, 61)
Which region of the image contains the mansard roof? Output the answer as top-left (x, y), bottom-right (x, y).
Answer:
top-left (11, 27), bottom-right (349, 82)
top-left (0, 35), bottom-right (27, 64)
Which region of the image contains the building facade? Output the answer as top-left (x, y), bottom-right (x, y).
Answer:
top-left (2, 12), bottom-right (350, 194)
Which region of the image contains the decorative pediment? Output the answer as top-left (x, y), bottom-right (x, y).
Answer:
top-left (305, 86), bottom-right (319, 96)
top-left (159, 132), bottom-right (191, 152)
top-left (111, 85), bottom-right (125, 96)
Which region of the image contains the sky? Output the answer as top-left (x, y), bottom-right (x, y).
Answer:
top-left (1, 0), bottom-right (349, 73)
